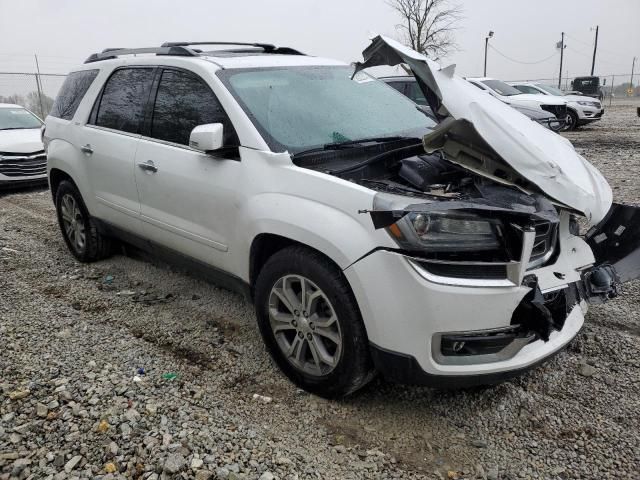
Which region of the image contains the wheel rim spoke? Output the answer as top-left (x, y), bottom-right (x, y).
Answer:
top-left (310, 335), bottom-right (337, 368)
top-left (306, 337), bottom-right (324, 374)
top-left (313, 325), bottom-right (340, 345)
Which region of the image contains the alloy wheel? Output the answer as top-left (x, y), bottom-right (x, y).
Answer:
top-left (268, 274), bottom-right (342, 376)
top-left (60, 193), bottom-right (86, 252)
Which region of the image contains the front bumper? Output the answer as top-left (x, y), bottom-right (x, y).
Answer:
top-left (344, 221), bottom-right (596, 385)
top-left (577, 107), bottom-right (604, 121)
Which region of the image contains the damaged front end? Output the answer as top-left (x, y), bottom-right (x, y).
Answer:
top-left (349, 35), bottom-right (640, 367)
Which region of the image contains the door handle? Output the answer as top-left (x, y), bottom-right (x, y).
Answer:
top-left (80, 144), bottom-right (93, 155)
top-left (137, 160), bottom-right (158, 173)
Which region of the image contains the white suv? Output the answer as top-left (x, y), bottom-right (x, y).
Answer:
top-left (508, 82), bottom-right (604, 130)
top-left (466, 77), bottom-right (569, 127)
top-left (44, 37), bottom-right (639, 397)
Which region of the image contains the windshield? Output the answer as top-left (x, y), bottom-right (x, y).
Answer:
top-left (0, 107), bottom-right (42, 130)
top-left (536, 84), bottom-right (565, 96)
top-left (480, 80), bottom-right (523, 96)
top-left (219, 66), bottom-right (435, 154)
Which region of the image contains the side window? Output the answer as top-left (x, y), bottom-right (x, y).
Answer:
top-left (150, 69), bottom-right (238, 146)
top-left (406, 82), bottom-right (427, 106)
top-left (93, 68), bottom-right (154, 133)
top-left (50, 69), bottom-right (99, 120)
top-left (469, 81), bottom-right (485, 91)
top-left (386, 81), bottom-right (406, 95)
top-left (517, 85), bottom-right (539, 95)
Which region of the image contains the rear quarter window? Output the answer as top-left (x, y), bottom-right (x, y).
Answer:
top-left (92, 68), bottom-right (155, 134)
top-left (49, 69), bottom-right (99, 120)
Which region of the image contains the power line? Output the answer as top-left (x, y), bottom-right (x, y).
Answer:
top-left (488, 45), bottom-right (558, 65)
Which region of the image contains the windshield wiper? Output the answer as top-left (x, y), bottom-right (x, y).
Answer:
top-left (329, 142), bottom-right (425, 175)
top-left (292, 136), bottom-right (415, 158)
top-left (0, 127), bottom-right (30, 131)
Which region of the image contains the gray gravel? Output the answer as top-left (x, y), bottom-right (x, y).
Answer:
top-left (1, 98), bottom-right (639, 480)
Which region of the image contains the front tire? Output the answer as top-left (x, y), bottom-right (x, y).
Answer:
top-left (55, 180), bottom-right (112, 262)
top-left (254, 246), bottom-right (374, 397)
top-left (565, 109), bottom-right (580, 131)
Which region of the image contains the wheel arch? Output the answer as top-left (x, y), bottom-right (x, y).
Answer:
top-left (49, 168), bottom-right (76, 201)
top-left (249, 233), bottom-right (346, 300)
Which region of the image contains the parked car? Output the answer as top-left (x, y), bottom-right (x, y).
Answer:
top-left (0, 103), bottom-right (47, 188)
top-left (466, 77), bottom-right (568, 127)
top-left (571, 76), bottom-right (605, 101)
top-left (45, 39), bottom-right (640, 397)
top-left (509, 82), bottom-right (604, 130)
top-left (382, 76), bottom-right (563, 131)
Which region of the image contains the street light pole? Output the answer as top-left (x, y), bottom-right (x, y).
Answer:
top-left (484, 31), bottom-right (494, 77)
top-left (590, 25), bottom-right (599, 76)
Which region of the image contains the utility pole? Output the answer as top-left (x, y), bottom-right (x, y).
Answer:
top-left (484, 31), bottom-right (494, 77)
top-left (33, 54), bottom-right (45, 119)
top-left (631, 57), bottom-right (636, 90)
top-left (557, 32), bottom-right (565, 89)
top-left (590, 25), bottom-right (599, 76)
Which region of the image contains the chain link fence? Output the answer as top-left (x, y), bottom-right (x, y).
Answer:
top-left (0, 72), bottom-right (67, 119)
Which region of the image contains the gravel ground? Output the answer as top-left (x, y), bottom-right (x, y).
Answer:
top-left (1, 98), bottom-right (639, 480)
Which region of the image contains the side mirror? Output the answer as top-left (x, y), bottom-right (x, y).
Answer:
top-left (189, 123), bottom-right (224, 153)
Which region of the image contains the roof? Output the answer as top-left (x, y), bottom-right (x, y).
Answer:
top-left (465, 77), bottom-right (494, 81)
top-left (0, 103), bottom-right (24, 109)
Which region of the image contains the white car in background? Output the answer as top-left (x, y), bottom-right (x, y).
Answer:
top-left (0, 103), bottom-right (47, 188)
top-left (508, 82), bottom-right (604, 130)
top-left (466, 77), bottom-right (568, 128)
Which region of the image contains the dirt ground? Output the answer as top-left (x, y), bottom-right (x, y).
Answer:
top-left (1, 98), bottom-right (639, 480)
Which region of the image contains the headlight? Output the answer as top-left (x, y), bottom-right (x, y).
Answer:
top-left (577, 101), bottom-right (599, 107)
top-left (386, 211), bottom-right (502, 252)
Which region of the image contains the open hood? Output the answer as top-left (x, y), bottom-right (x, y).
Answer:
top-left (356, 35), bottom-right (612, 226)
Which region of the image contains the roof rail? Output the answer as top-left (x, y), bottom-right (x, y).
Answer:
top-left (161, 41), bottom-right (305, 56)
top-left (162, 41), bottom-right (275, 50)
top-left (84, 46), bottom-right (198, 64)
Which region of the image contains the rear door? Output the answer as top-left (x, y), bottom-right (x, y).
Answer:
top-left (83, 67), bottom-right (155, 233)
top-left (133, 67), bottom-right (241, 269)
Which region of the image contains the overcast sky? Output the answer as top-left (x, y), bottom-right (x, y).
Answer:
top-left (0, 0), bottom-right (638, 86)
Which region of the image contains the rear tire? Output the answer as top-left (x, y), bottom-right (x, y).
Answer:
top-left (254, 246), bottom-right (374, 398)
top-left (55, 180), bottom-right (112, 262)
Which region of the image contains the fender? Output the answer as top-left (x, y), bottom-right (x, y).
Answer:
top-left (239, 192), bottom-right (393, 281)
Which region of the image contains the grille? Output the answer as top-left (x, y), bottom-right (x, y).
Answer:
top-left (540, 104), bottom-right (568, 119)
top-left (0, 150), bottom-right (47, 177)
top-left (528, 220), bottom-right (558, 269)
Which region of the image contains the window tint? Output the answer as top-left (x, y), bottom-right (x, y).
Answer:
top-left (514, 85), bottom-right (540, 95)
top-left (406, 81), bottom-right (427, 105)
top-left (385, 81), bottom-right (406, 94)
top-left (95, 68), bottom-right (154, 133)
top-left (50, 69), bottom-right (99, 120)
top-left (150, 69), bottom-right (237, 146)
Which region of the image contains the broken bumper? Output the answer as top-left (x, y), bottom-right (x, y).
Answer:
top-left (344, 246), bottom-right (589, 385)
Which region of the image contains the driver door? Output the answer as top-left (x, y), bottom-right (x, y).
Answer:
top-left (133, 67), bottom-right (241, 270)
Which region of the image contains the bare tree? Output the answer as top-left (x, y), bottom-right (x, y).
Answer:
top-left (387, 0), bottom-right (463, 58)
